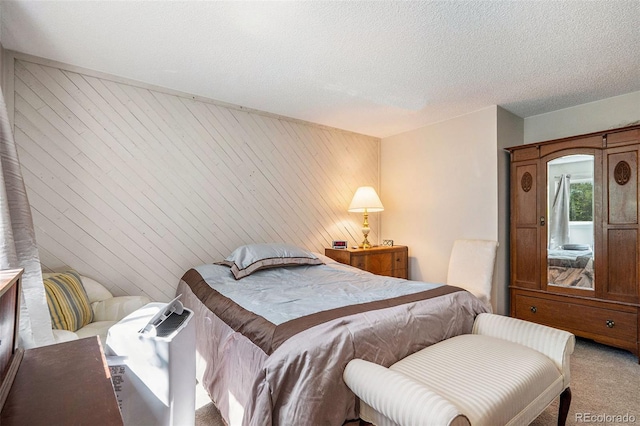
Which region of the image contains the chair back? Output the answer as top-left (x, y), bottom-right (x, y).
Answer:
top-left (447, 239), bottom-right (499, 311)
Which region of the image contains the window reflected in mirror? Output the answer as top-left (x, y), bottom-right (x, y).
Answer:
top-left (547, 154), bottom-right (594, 290)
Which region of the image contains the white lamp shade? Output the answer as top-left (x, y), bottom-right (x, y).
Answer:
top-left (348, 186), bottom-right (384, 213)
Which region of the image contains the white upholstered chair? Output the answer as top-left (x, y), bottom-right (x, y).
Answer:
top-left (47, 274), bottom-right (151, 346)
top-left (447, 239), bottom-right (499, 312)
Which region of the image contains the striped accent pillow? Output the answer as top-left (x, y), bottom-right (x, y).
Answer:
top-left (44, 271), bottom-right (94, 332)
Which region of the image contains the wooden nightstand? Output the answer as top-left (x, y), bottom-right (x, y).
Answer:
top-left (325, 245), bottom-right (408, 279)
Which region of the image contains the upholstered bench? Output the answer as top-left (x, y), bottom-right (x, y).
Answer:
top-left (344, 313), bottom-right (575, 426)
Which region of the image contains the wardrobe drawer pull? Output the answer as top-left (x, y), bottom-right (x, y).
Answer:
top-left (606, 320), bottom-right (615, 328)
top-left (530, 306), bottom-right (537, 313)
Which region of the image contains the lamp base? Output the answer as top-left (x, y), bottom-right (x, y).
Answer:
top-left (359, 235), bottom-right (372, 249)
top-left (360, 213), bottom-right (371, 249)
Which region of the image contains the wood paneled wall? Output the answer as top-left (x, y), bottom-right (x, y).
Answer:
top-left (7, 52), bottom-right (380, 300)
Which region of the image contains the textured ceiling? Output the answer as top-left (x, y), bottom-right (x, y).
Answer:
top-left (2, 1), bottom-right (639, 138)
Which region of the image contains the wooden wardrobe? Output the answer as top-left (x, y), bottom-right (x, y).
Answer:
top-left (508, 124), bottom-right (640, 360)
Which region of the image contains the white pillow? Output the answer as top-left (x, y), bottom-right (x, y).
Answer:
top-left (220, 243), bottom-right (323, 279)
top-left (79, 275), bottom-right (113, 303)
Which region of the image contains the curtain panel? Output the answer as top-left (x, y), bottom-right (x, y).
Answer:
top-left (0, 86), bottom-right (53, 348)
top-left (549, 174), bottom-right (571, 250)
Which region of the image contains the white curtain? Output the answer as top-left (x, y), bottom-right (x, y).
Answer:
top-left (549, 174), bottom-right (571, 250)
top-left (0, 86), bottom-right (53, 348)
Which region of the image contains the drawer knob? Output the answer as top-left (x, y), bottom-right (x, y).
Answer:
top-left (530, 306), bottom-right (537, 313)
top-left (606, 319), bottom-right (615, 328)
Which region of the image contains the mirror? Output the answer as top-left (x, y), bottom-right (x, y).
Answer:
top-left (547, 154), bottom-right (594, 290)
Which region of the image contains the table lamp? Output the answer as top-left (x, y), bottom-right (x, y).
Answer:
top-left (348, 186), bottom-right (384, 249)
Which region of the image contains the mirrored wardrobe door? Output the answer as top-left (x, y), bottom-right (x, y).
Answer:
top-left (545, 153), bottom-right (597, 292)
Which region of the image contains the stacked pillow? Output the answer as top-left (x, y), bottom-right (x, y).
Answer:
top-left (220, 243), bottom-right (323, 279)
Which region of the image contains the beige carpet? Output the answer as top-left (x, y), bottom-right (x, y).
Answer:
top-left (195, 337), bottom-right (640, 425)
top-left (530, 338), bottom-right (639, 425)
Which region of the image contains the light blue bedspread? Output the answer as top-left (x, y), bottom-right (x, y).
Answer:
top-left (194, 258), bottom-right (442, 325)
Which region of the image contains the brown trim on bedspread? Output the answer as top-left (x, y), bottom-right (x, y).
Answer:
top-left (181, 268), bottom-right (464, 355)
top-left (181, 268), bottom-right (278, 353)
top-left (272, 284), bottom-right (462, 351)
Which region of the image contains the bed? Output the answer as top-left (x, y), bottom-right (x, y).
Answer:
top-left (176, 243), bottom-right (488, 426)
top-left (547, 246), bottom-right (593, 288)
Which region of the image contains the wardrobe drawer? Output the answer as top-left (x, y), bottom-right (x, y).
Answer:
top-left (514, 294), bottom-right (637, 342)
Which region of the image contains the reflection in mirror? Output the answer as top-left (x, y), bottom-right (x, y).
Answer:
top-left (547, 155), bottom-right (594, 290)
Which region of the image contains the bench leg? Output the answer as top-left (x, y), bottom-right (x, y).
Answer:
top-left (558, 387), bottom-right (571, 426)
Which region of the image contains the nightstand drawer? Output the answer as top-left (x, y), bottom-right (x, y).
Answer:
top-left (325, 246), bottom-right (408, 279)
top-left (351, 252), bottom-right (391, 271)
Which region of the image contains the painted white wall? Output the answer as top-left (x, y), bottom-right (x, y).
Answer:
top-left (524, 91), bottom-right (640, 143)
top-left (496, 107), bottom-right (524, 314)
top-left (0, 0), bottom-right (3, 80)
top-left (381, 106), bottom-right (509, 311)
